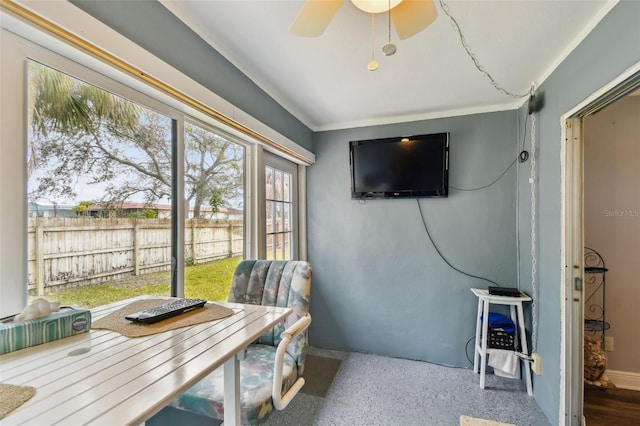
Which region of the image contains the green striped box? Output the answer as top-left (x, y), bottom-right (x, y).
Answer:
top-left (0, 308), bottom-right (91, 354)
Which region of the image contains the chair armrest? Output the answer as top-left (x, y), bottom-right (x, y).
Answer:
top-left (272, 314), bottom-right (312, 410)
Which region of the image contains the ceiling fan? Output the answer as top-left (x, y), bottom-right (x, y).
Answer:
top-left (290, 0), bottom-right (438, 40)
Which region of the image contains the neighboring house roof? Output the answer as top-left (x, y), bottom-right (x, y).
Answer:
top-left (85, 202), bottom-right (242, 215)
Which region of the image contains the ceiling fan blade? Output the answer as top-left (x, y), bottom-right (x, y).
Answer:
top-left (390, 0), bottom-right (438, 40)
top-left (290, 0), bottom-right (344, 37)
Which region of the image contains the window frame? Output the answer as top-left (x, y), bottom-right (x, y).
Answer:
top-left (0, 27), bottom-right (259, 312)
top-left (263, 151), bottom-right (299, 260)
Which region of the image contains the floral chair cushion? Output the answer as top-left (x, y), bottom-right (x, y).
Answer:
top-left (228, 260), bottom-right (312, 374)
top-left (169, 344), bottom-right (297, 424)
top-left (169, 260), bottom-right (312, 424)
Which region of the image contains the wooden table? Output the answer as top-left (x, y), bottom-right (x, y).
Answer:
top-left (0, 297), bottom-right (291, 425)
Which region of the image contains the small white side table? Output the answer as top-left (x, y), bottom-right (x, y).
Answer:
top-left (471, 288), bottom-right (533, 396)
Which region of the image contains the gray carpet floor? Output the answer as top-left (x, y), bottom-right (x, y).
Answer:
top-left (262, 347), bottom-right (551, 426)
top-left (150, 346), bottom-right (551, 426)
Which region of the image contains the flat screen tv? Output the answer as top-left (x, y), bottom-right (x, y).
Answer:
top-left (350, 133), bottom-right (449, 199)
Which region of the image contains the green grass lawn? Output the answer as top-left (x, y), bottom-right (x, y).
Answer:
top-left (38, 256), bottom-right (242, 309)
top-left (185, 256), bottom-right (242, 301)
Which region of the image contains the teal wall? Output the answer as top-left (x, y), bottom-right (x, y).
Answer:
top-left (516, 1), bottom-right (640, 421)
top-left (307, 112), bottom-right (522, 367)
top-left (68, 0), bottom-right (640, 423)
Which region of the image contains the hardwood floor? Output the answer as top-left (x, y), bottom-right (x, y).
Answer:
top-left (584, 386), bottom-right (640, 425)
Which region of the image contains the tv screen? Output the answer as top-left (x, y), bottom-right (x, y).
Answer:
top-left (350, 133), bottom-right (449, 199)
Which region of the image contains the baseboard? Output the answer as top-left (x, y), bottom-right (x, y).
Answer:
top-left (607, 369), bottom-right (640, 391)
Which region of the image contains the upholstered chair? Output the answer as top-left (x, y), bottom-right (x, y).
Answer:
top-left (169, 259), bottom-right (312, 424)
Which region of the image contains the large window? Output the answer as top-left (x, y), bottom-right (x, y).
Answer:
top-left (183, 120), bottom-right (245, 300)
top-left (0, 15), bottom-right (310, 316)
top-left (24, 60), bottom-right (247, 307)
top-left (27, 61), bottom-right (174, 304)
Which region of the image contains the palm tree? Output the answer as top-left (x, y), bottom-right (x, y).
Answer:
top-left (27, 61), bottom-right (140, 176)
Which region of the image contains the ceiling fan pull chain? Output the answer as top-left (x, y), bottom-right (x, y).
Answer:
top-left (368, 13), bottom-right (379, 71)
top-left (382, 0), bottom-right (397, 56)
top-left (438, 0), bottom-right (527, 99)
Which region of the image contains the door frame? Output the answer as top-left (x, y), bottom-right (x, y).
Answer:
top-left (559, 61), bottom-right (640, 425)
top-left (560, 116), bottom-right (584, 426)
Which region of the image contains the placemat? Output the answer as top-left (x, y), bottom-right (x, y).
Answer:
top-left (0, 383), bottom-right (36, 419)
top-left (92, 299), bottom-right (234, 337)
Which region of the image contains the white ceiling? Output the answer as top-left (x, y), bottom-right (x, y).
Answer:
top-left (160, 0), bottom-right (616, 132)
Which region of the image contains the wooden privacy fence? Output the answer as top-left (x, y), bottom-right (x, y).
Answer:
top-left (27, 217), bottom-right (243, 294)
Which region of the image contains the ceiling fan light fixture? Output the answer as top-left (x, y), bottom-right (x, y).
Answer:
top-left (291, 0), bottom-right (437, 40)
top-left (351, 0), bottom-right (402, 14)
